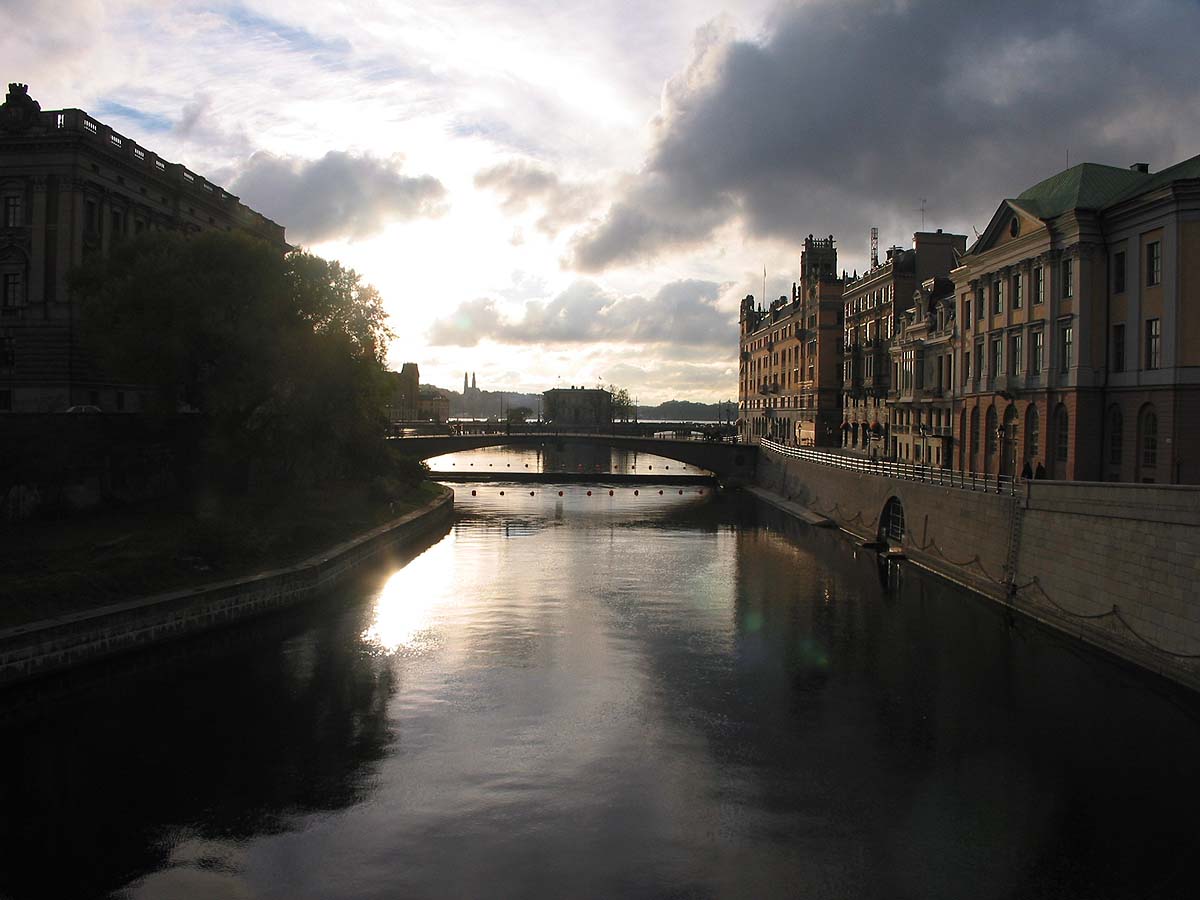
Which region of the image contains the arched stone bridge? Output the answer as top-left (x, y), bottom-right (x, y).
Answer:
top-left (390, 433), bottom-right (757, 482)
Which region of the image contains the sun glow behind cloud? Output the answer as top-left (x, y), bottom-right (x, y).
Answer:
top-left (8, 0), bottom-right (1199, 402)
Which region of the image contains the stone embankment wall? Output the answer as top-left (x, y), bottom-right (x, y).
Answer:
top-left (756, 450), bottom-right (1200, 690)
top-left (0, 487), bottom-right (454, 687)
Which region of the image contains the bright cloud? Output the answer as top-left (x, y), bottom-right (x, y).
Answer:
top-left (5, 0), bottom-right (1198, 403)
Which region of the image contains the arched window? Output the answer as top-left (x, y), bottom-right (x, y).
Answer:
top-left (1054, 404), bottom-right (1069, 463)
top-left (1025, 404), bottom-right (1040, 459)
top-left (985, 406), bottom-right (998, 457)
top-left (1108, 406), bottom-right (1123, 466)
top-left (1140, 405), bottom-right (1158, 468)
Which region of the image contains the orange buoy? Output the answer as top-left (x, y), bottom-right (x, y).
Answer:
top-left (471, 490), bottom-right (477, 496)
top-left (678, 490), bottom-right (683, 494)
top-left (529, 491), bottom-right (535, 496)
top-left (658, 489), bottom-right (663, 495)
top-left (499, 490), bottom-right (505, 496)
top-left (609, 490), bottom-right (613, 496)
top-left (558, 490), bottom-right (564, 496)
top-left (587, 490), bottom-right (592, 496)
top-left (634, 490), bottom-right (639, 496)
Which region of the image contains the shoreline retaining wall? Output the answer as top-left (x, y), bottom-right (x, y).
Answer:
top-left (755, 449), bottom-right (1200, 691)
top-left (0, 486), bottom-right (454, 687)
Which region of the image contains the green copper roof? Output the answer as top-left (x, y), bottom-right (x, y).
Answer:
top-left (1016, 163), bottom-right (1147, 217)
top-left (1105, 152), bottom-right (1200, 206)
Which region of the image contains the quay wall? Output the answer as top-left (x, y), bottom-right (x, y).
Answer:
top-left (755, 450), bottom-right (1200, 691)
top-left (0, 487), bottom-right (454, 687)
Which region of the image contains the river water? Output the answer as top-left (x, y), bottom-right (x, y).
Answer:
top-left (2, 449), bottom-right (1199, 899)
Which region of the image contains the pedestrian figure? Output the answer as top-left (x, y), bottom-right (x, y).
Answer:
top-left (1035, 462), bottom-right (1046, 479)
top-left (1021, 460), bottom-right (1033, 481)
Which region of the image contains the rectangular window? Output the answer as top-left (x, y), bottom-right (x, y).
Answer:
top-left (993, 280), bottom-right (1004, 314)
top-left (1113, 323), bottom-right (1126, 372)
top-left (1146, 240), bottom-right (1162, 286)
top-left (1061, 259), bottom-right (1073, 298)
top-left (2, 195), bottom-right (21, 227)
top-left (1032, 330), bottom-right (1044, 375)
top-left (0, 336), bottom-right (13, 368)
top-left (1113, 251), bottom-right (1126, 293)
top-left (1011, 333), bottom-right (1023, 374)
top-left (1012, 273), bottom-right (1022, 309)
top-left (1060, 323), bottom-right (1073, 373)
top-left (975, 286), bottom-right (985, 320)
top-left (974, 341), bottom-right (984, 379)
top-left (990, 337), bottom-right (1003, 377)
top-left (963, 351), bottom-right (970, 385)
top-left (963, 296), bottom-right (971, 325)
top-left (2, 272), bottom-right (21, 307)
top-left (1145, 318), bottom-right (1161, 369)
top-left (1034, 266), bottom-right (1045, 304)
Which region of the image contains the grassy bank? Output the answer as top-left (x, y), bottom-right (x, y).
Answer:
top-left (0, 479), bottom-right (442, 630)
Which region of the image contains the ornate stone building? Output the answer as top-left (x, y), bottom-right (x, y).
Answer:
top-left (888, 276), bottom-right (958, 465)
top-left (840, 230), bottom-right (965, 454)
top-left (953, 155), bottom-right (1200, 483)
top-left (738, 235), bottom-right (844, 446)
top-left (0, 83), bottom-right (285, 413)
top-left (543, 386), bottom-right (611, 428)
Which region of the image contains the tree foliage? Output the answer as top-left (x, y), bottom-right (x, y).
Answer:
top-left (73, 231), bottom-right (395, 492)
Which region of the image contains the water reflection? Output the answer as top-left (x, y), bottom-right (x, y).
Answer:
top-left (362, 532), bottom-right (456, 655)
top-left (0, 484), bottom-right (1198, 899)
top-left (427, 444), bottom-right (709, 475)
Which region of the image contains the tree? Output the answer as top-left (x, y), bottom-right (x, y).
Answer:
top-left (72, 230), bottom-right (393, 492)
top-left (606, 385), bottom-right (634, 421)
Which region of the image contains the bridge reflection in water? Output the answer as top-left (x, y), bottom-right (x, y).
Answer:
top-left (426, 444), bottom-right (712, 482)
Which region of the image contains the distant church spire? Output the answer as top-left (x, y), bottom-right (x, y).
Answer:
top-left (471, 372), bottom-right (477, 390)
top-left (464, 372), bottom-right (468, 393)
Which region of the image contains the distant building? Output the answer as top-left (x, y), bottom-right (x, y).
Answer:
top-left (543, 386), bottom-right (611, 427)
top-left (418, 388), bottom-right (449, 423)
top-left (739, 235), bottom-right (844, 446)
top-left (841, 230), bottom-right (966, 455)
top-left (390, 363), bottom-right (420, 420)
top-left (0, 83), bottom-right (286, 413)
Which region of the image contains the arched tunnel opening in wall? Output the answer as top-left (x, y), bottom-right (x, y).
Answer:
top-left (879, 496), bottom-right (905, 545)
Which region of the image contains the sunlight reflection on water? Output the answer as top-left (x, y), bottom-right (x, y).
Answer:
top-left (361, 532), bottom-right (457, 655)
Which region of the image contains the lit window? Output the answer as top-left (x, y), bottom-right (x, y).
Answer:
top-left (1034, 266), bottom-right (1044, 304)
top-left (1059, 323), bottom-right (1073, 373)
top-left (1012, 273), bottom-right (1022, 309)
top-left (1031, 330), bottom-right (1044, 375)
top-left (1061, 259), bottom-right (1073, 298)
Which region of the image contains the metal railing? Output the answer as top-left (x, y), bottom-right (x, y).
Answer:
top-left (760, 439), bottom-right (1019, 494)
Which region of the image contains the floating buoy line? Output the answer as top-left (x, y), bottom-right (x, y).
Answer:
top-left (461, 487), bottom-right (707, 497)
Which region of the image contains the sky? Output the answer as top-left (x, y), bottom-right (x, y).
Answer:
top-left (6, 0), bottom-right (1200, 403)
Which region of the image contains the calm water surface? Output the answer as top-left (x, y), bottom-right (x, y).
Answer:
top-left (1, 459), bottom-right (1199, 899)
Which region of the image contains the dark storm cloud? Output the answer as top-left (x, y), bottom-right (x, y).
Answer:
top-left (570, 0), bottom-right (1200, 271)
top-left (474, 159), bottom-right (600, 236)
top-left (231, 151), bottom-right (446, 242)
top-left (428, 279), bottom-right (734, 347)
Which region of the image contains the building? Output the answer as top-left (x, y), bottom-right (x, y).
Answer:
top-left (543, 386), bottom-right (611, 428)
top-left (887, 276), bottom-right (958, 465)
top-left (738, 235), bottom-right (844, 446)
top-left (0, 83), bottom-right (286, 413)
top-left (953, 155), bottom-right (1200, 483)
top-left (840, 230), bottom-right (966, 454)
top-left (417, 388), bottom-right (450, 423)
top-left (388, 363), bottom-right (421, 420)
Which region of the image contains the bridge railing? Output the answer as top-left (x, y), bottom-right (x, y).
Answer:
top-left (760, 439), bottom-right (1018, 495)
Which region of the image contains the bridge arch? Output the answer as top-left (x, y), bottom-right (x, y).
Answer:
top-left (392, 433), bottom-right (755, 481)
top-left (878, 496), bottom-right (905, 545)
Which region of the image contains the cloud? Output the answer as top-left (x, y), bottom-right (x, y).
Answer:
top-left (428, 278), bottom-right (734, 348)
top-left (569, 0), bottom-right (1200, 271)
top-left (230, 151), bottom-right (446, 242)
top-left (474, 159), bottom-right (601, 236)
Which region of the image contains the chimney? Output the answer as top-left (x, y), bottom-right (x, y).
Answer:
top-left (1130, 163), bottom-right (1150, 173)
